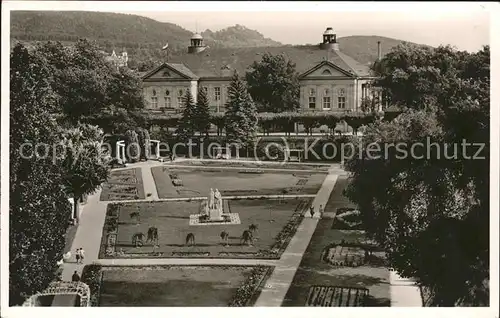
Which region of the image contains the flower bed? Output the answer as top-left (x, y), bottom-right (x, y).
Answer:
top-left (171, 251), bottom-right (211, 257)
top-left (228, 266), bottom-right (274, 306)
top-left (331, 208), bottom-right (363, 230)
top-left (322, 243), bottom-right (366, 267)
top-left (306, 285), bottom-right (369, 306)
top-left (100, 168), bottom-right (145, 201)
top-left (268, 211), bottom-right (304, 255)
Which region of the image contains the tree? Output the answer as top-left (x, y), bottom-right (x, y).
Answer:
top-left (225, 71), bottom-right (258, 148)
top-left (58, 123), bottom-right (110, 223)
top-left (175, 89), bottom-right (197, 142)
top-left (34, 40), bottom-right (144, 125)
top-left (124, 130), bottom-right (140, 162)
top-left (372, 43), bottom-right (471, 112)
top-left (35, 40), bottom-right (111, 122)
top-left (106, 67), bottom-right (145, 111)
top-left (246, 53), bottom-right (300, 112)
top-left (10, 43), bottom-right (72, 305)
top-left (195, 86), bottom-right (212, 137)
top-left (136, 128), bottom-right (147, 160)
top-left (344, 45), bottom-right (490, 306)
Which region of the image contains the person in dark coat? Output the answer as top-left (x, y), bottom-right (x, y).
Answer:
top-left (72, 271), bottom-right (80, 282)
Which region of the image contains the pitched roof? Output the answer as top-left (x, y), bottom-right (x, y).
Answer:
top-left (141, 62), bottom-right (200, 80)
top-left (164, 45), bottom-right (372, 78)
top-left (299, 60), bottom-right (355, 78)
top-left (166, 63), bottom-right (200, 79)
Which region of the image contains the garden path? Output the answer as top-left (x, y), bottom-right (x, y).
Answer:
top-left (254, 168), bottom-right (339, 306)
top-left (390, 271), bottom-right (423, 306)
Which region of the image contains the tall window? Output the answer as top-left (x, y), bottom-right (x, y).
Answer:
top-left (322, 88), bottom-right (331, 109)
top-left (308, 88), bottom-right (316, 109)
top-left (308, 97), bottom-right (316, 109)
top-left (164, 89), bottom-right (171, 108)
top-left (151, 89), bottom-right (158, 108)
top-left (337, 88), bottom-right (346, 109)
top-left (214, 87), bottom-right (221, 102)
top-left (177, 89), bottom-right (184, 107)
top-left (323, 97), bottom-right (331, 109)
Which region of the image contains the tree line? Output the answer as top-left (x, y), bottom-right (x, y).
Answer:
top-left (9, 39), bottom-right (146, 305)
top-left (343, 44), bottom-right (490, 306)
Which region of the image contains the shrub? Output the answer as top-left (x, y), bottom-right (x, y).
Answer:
top-left (81, 265), bottom-right (103, 307)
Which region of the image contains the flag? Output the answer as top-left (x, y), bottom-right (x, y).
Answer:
top-left (162, 43), bottom-right (169, 50)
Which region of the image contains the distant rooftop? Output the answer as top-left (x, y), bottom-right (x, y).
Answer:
top-left (162, 44), bottom-right (372, 78)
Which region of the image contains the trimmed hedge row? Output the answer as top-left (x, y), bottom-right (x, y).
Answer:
top-left (86, 110), bottom-right (387, 134)
top-left (80, 264), bottom-right (103, 307)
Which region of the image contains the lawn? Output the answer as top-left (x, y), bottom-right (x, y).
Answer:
top-left (167, 160), bottom-right (332, 171)
top-left (151, 166), bottom-right (326, 198)
top-left (283, 176), bottom-right (390, 307)
top-left (82, 265), bottom-right (273, 307)
top-left (100, 168), bottom-right (145, 201)
top-left (100, 198), bottom-right (312, 259)
top-left (323, 175), bottom-right (357, 213)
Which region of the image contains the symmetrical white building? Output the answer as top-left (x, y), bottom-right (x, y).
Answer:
top-left (142, 27), bottom-right (383, 113)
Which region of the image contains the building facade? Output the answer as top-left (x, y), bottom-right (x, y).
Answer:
top-left (105, 50), bottom-right (128, 70)
top-left (142, 28), bottom-right (382, 113)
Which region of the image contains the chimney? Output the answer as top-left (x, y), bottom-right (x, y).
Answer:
top-left (377, 41), bottom-right (382, 60)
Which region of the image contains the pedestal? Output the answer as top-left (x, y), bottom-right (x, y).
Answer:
top-left (208, 208), bottom-right (224, 221)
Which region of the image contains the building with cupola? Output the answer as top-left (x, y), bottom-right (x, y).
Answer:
top-left (141, 28), bottom-right (384, 113)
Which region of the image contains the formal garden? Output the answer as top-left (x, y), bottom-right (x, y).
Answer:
top-left (81, 264), bottom-right (274, 306)
top-left (10, 35), bottom-right (489, 308)
top-left (283, 176), bottom-right (390, 307)
top-left (100, 168), bottom-right (145, 201)
top-left (99, 197), bottom-right (312, 259)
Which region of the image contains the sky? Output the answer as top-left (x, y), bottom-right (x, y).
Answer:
top-left (5, 1), bottom-right (493, 52)
top-left (123, 8), bottom-right (490, 52)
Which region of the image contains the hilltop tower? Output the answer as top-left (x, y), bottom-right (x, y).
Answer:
top-left (188, 33), bottom-right (207, 54)
top-left (320, 27), bottom-right (339, 51)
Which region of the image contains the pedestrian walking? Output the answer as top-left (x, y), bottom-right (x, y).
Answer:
top-left (71, 271), bottom-right (80, 282)
top-left (319, 204), bottom-right (324, 218)
top-left (75, 248), bottom-right (81, 264)
top-left (79, 248), bottom-right (85, 264)
top-left (310, 205), bottom-right (315, 218)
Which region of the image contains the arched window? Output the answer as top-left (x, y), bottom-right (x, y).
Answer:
top-left (322, 69), bottom-right (332, 75)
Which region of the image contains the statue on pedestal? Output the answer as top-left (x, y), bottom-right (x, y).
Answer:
top-left (214, 189), bottom-right (222, 212)
top-left (209, 188), bottom-right (215, 210)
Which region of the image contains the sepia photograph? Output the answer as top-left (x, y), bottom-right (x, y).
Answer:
top-left (0, 1), bottom-right (498, 317)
